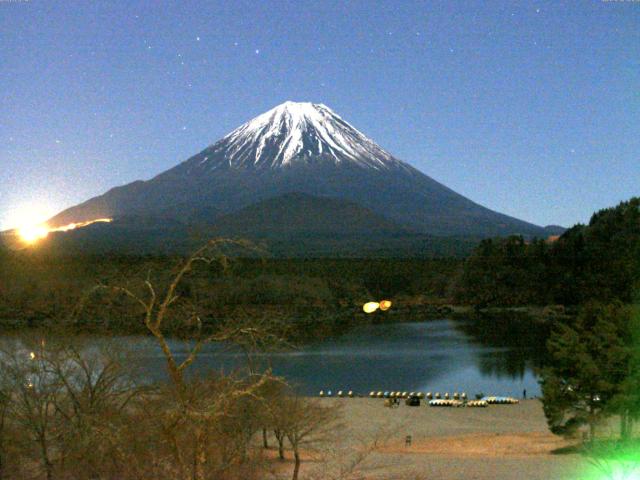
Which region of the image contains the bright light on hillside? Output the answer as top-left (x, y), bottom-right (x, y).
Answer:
top-left (14, 215), bottom-right (113, 246)
top-left (5, 203), bottom-right (52, 243)
top-left (18, 224), bottom-right (50, 244)
top-left (8, 204), bottom-right (53, 244)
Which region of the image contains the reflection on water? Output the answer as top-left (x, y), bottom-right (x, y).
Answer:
top-left (452, 314), bottom-right (550, 381)
top-left (118, 319), bottom-right (544, 397)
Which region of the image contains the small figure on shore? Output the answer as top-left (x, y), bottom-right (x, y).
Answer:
top-left (523, 389), bottom-right (527, 400)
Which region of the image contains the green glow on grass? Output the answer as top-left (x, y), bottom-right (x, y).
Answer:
top-left (608, 470), bottom-right (640, 480)
top-left (579, 448), bottom-right (640, 480)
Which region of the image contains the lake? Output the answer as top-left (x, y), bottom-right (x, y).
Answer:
top-left (123, 319), bottom-right (543, 398)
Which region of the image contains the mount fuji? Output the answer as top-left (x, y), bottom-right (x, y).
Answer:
top-left (47, 101), bottom-right (553, 252)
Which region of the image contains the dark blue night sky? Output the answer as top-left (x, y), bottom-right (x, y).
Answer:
top-left (2, 0), bottom-right (638, 229)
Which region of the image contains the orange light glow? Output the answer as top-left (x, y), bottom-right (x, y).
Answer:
top-left (17, 218), bottom-right (113, 245)
top-left (379, 300), bottom-right (392, 311)
top-left (18, 224), bottom-right (50, 244)
top-left (52, 218), bottom-right (113, 232)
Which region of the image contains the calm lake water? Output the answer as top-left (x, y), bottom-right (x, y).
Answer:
top-left (123, 319), bottom-right (543, 398)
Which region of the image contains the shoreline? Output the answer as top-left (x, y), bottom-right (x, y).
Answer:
top-left (0, 301), bottom-right (570, 336)
top-left (301, 398), bottom-right (586, 479)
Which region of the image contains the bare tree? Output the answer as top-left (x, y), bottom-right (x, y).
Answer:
top-left (282, 395), bottom-right (341, 480)
top-left (0, 339), bottom-right (63, 480)
top-left (303, 419), bottom-right (410, 480)
top-left (0, 238), bottom-right (350, 479)
top-left (76, 238), bottom-right (285, 480)
top-left (0, 335), bottom-right (144, 480)
top-left (307, 433), bottom-right (386, 480)
top-left (0, 372), bottom-right (10, 480)
top-left (45, 338), bottom-right (142, 478)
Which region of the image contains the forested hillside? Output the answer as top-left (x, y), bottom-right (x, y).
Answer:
top-left (456, 198), bottom-right (640, 307)
top-left (2, 197), bottom-right (638, 337)
top-left (0, 252), bottom-right (460, 338)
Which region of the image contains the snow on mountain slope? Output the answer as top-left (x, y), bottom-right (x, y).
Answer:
top-left (193, 101), bottom-right (411, 171)
top-left (47, 101), bottom-right (549, 240)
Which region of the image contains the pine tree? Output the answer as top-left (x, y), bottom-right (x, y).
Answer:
top-left (610, 303), bottom-right (640, 439)
top-left (540, 302), bottom-right (630, 441)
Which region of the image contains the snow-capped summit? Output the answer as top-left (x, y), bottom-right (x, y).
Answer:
top-left (195, 101), bottom-right (408, 171)
top-left (48, 101), bottom-right (550, 241)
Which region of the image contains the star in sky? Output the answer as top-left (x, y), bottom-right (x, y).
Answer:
top-left (1, 1), bottom-right (637, 230)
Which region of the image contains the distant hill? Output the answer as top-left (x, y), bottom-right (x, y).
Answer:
top-left (543, 225), bottom-right (567, 236)
top-left (204, 192), bottom-right (479, 257)
top-left (1, 193), bottom-right (480, 258)
top-left (208, 192), bottom-right (407, 238)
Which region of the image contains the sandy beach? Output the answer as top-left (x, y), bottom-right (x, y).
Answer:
top-left (294, 398), bottom-right (589, 480)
